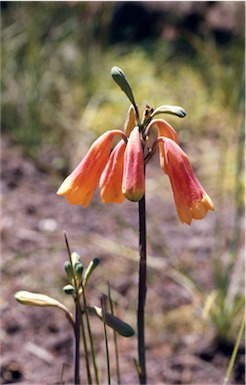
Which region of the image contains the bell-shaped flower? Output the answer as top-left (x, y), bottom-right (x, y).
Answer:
top-left (100, 139), bottom-right (127, 204)
top-left (158, 137), bottom-right (214, 225)
top-left (146, 118), bottom-right (179, 173)
top-left (122, 126), bottom-right (145, 202)
top-left (57, 130), bottom-right (126, 208)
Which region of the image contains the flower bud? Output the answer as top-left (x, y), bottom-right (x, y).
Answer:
top-left (150, 105), bottom-right (186, 119)
top-left (64, 261), bottom-right (73, 284)
top-left (122, 127), bottom-right (145, 202)
top-left (83, 258), bottom-right (100, 287)
top-left (71, 252), bottom-right (80, 268)
top-left (63, 284), bottom-right (75, 295)
top-left (111, 66), bottom-right (136, 106)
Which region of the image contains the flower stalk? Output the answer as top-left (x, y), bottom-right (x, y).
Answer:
top-left (137, 193), bottom-right (147, 384)
top-left (56, 66), bottom-right (215, 385)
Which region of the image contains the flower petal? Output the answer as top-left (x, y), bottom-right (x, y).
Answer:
top-left (100, 140), bottom-right (126, 204)
top-left (57, 130), bottom-right (126, 207)
top-left (146, 119), bottom-right (179, 173)
top-left (159, 137), bottom-right (214, 224)
top-left (122, 127), bottom-right (145, 202)
top-left (124, 105), bottom-right (137, 137)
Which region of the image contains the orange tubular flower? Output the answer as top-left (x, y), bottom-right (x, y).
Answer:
top-left (146, 118), bottom-right (179, 173)
top-left (100, 139), bottom-right (127, 204)
top-left (57, 130), bottom-right (126, 208)
top-left (159, 137), bottom-right (214, 225)
top-left (122, 126), bottom-right (145, 202)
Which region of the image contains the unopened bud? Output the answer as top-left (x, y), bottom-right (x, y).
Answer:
top-left (111, 66), bottom-right (136, 106)
top-left (64, 261), bottom-right (73, 284)
top-left (83, 258), bottom-right (100, 287)
top-left (71, 252), bottom-right (80, 267)
top-left (63, 284), bottom-right (75, 295)
top-left (150, 105), bottom-right (186, 119)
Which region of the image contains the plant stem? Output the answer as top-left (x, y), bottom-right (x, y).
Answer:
top-left (74, 303), bottom-right (80, 385)
top-left (64, 232), bottom-right (92, 385)
top-left (82, 289), bottom-right (100, 385)
top-left (137, 194), bottom-right (147, 384)
top-left (108, 282), bottom-right (121, 384)
top-left (223, 314), bottom-right (245, 385)
top-left (101, 297), bottom-right (111, 385)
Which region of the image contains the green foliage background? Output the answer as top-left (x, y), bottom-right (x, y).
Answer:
top-left (1, 1), bottom-right (245, 346)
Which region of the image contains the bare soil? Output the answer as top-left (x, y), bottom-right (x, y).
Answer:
top-left (1, 134), bottom-right (245, 385)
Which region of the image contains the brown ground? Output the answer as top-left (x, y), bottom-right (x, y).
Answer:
top-left (1, 134), bottom-right (245, 385)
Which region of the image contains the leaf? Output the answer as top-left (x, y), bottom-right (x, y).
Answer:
top-left (88, 306), bottom-right (135, 337)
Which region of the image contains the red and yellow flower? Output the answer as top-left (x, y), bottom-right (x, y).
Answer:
top-left (57, 105), bottom-right (214, 224)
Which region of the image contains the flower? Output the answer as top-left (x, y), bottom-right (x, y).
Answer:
top-left (57, 102), bottom-right (214, 225)
top-left (100, 139), bottom-right (126, 204)
top-left (122, 126), bottom-right (145, 202)
top-left (146, 118), bottom-right (179, 173)
top-left (57, 130), bottom-right (126, 208)
top-left (158, 137), bottom-right (214, 225)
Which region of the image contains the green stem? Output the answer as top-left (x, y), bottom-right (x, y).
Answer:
top-left (77, 298), bottom-right (92, 385)
top-left (223, 314), bottom-right (245, 385)
top-left (108, 283), bottom-right (121, 384)
top-left (101, 297), bottom-right (111, 385)
top-left (64, 232), bottom-right (92, 385)
top-left (74, 304), bottom-right (80, 385)
top-left (137, 195), bottom-right (147, 384)
top-left (82, 289), bottom-right (100, 385)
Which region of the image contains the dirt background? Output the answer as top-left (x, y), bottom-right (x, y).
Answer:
top-left (1, 132), bottom-right (245, 385)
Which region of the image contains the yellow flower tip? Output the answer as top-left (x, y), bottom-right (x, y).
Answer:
top-left (122, 186), bottom-right (145, 202)
top-left (122, 127), bottom-right (145, 202)
top-left (56, 175), bottom-right (73, 196)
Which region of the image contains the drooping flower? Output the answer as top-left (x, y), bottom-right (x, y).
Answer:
top-left (57, 99), bottom-right (214, 225)
top-left (57, 130), bottom-right (126, 208)
top-left (100, 139), bottom-right (127, 204)
top-left (158, 137), bottom-right (214, 225)
top-left (122, 126), bottom-right (145, 202)
top-left (146, 118), bottom-right (179, 173)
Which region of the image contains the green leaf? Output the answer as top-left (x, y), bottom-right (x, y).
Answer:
top-left (88, 306), bottom-right (135, 337)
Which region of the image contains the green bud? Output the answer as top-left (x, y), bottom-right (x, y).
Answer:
top-left (63, 284), bottom-right (75, 295)
top-left (83, 258), bottom-right (100, 287)
top-left (88, 306), bottom-right (135, 337)
top-left (71, 252), bottom-right (80, 268)
top-left (64, 261), bottom-right (73, 284)
top-left (74, 261), bottom-right (84, 285)
top-left (75, 261), bottom-right (84, 276)
top-left (150, 105), bottom-right (186, 119)
top-left (111, 66), bottom-right (136, 106)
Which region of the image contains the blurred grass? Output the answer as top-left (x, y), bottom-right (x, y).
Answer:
top-left (1, 1), bottom-right (245, 348)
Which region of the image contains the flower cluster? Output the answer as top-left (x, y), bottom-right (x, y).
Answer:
top-left (57, 103), bottom-right (214, 225)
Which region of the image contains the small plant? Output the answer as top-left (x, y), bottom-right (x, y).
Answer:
top-left (56, 66), bottom-right (214, 384)
top-left (15, 232), bottom-right (134, 384)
